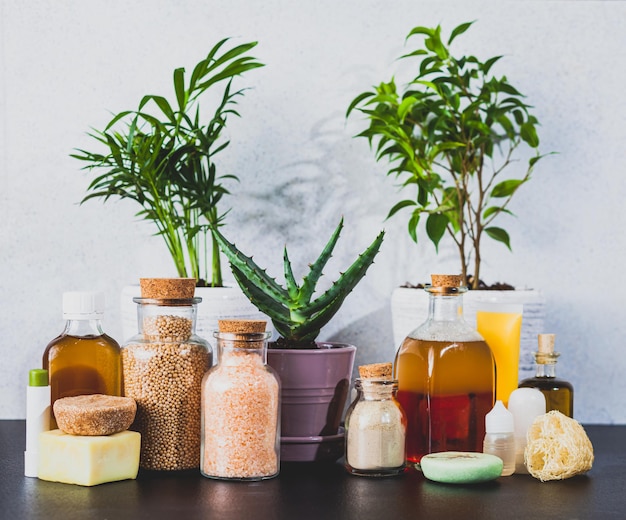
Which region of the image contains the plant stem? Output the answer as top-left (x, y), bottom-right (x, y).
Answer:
top-left (211, 231), bottom-right (222, 287)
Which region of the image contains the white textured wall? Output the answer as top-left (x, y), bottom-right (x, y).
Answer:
top-left (1, 0), bottom-right (624, 423)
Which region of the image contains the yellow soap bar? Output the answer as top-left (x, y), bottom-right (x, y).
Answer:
top-left (38, 429), bottom-right (140, 486)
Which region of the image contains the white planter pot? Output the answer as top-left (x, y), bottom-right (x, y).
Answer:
top-left (390, 287), bottom-right (545, 378)
top-left (120, 285), bottom-right (271, 346)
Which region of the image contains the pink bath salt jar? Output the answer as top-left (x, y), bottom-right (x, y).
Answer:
top-left (200, 320), bottom-right (281, 480)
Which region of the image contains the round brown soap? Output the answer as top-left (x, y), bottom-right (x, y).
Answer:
top-left (54, 394), bottom-right (137, 436)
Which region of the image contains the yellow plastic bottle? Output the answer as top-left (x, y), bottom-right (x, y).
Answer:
top-left (476, 304), bottom-right (522, 406)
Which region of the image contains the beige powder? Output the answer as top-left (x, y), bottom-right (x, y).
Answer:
top-left (346, 399), bottom-right (405, 470)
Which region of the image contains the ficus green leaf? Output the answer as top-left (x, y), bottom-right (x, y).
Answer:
top-left (485, 226), bottom-right (512, 250)
top-left (491, 179), bottom-right (525, 198)
top-left (482, 206), bottom-right (514, 219)
top-left (521, 121), bottom-right (540, 147)
top-left (426, 213), bottom-right (448, 251)
top-left (448, 21), bottom-right (474, 45)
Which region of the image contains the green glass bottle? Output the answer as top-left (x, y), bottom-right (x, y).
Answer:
top-left (519, 334), bottom-right (573, 417)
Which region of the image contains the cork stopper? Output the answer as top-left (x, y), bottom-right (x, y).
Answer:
top-left (538, 334), bottom-right (556, 354)
top-left (535, 333), bottom-right (559, 364)
top-left (358, 362), bottom-right (393, 380)
top-left (139, 278), bottom-right (196, 299)
top-left (218, 319), bottom-right (267, 333)
top-left (427, 274), bottom-right (466, 295)
top-left (431, 274), bottom-right (463, 287)
top-left (216, 320), bottom-right (268, 350)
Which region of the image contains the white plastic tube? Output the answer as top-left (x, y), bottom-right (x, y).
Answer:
top-left (24, 368), bottom-right (50, 477)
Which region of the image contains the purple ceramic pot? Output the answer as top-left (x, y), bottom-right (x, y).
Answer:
top-left (267, 342), bottom-right (356, 439)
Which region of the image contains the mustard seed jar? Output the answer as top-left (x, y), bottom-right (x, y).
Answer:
top-left (121, 279), bottom-right (212, 471)
top-left (201, 320), bottom-right (280, 481)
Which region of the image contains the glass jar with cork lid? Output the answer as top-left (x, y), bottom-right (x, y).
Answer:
top-left (121, 278), bottom-right (212, 471)
top-left (394, 274), bottom-right (495, 464)
top-left (344, 362), bottom-right (407, 477)
top-left (201, 319), bottom-right (280, 481)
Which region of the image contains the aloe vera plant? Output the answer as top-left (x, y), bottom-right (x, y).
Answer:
top-left (212, 219), bottom-right (384, 348)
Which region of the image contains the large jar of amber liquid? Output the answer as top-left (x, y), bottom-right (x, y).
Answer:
top-left (394, 275), bottom-right (495, 464)
top-left (42, 292), bottom-right (121, 428)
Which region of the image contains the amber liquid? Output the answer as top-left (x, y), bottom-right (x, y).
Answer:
top-left (394, 337), bottom-right (495, 463)
top-left (519, 377), bottom-right (574, 417)
top-left (43, 334), bottom-right (121, 427)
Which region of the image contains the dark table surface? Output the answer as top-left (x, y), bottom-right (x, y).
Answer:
top-left (2, 420), bottom-right (624, 520)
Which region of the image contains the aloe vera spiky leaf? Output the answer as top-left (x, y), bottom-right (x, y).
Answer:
top-left (231, 263), bottom-right (298, 340)
top-left (212, 227), bottom-right (289, 303)
top-left (287, 293), bottom-right (346, 343)
top-left (283, 247), bottom-right (299, 300)
top-left (293, 229), bottom-right (385, 316)
top-left (230, 265), bottom-right (291, 323)
top-left (297, 218), bottom-right (344, 305)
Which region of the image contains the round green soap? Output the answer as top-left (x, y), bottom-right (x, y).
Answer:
top-left (420, 452), bottom-right (503, 484)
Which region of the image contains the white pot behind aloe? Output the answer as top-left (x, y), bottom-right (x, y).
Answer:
top-left (120, 285), bottom-right (271, 346)
top-left (390, 287), bottom-right (545, 380)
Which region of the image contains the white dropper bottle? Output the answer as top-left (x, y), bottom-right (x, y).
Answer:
top-left (483, 400), bottom-right (515, 476)
top-left (24, 368), bottom-right (50, 477)
top-left (508, 387), bottom-right (546, 474)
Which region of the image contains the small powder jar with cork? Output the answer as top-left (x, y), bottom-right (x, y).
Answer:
top-left (344, 363), bottom-right (407, 477)
top-left (201, 319), bottom-right (280, 480)
top-left (121, 278), bottom-right (212, 471)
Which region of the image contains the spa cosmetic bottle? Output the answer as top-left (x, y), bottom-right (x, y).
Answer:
top-left (42, 291), bottom-right (121, 428)
top-left (201, 320), bottom-right (279, 480)
top-left (345, 363), bottom-right (406, 477)
top-left (519, 334), bottom-right (574, 417)
top-left (24, 368), bottom-right (50, 477)
top-left (483, 400), bottom-right (515, 476)
top-left (508, 387), bottom-right (546, 474)
top-left (394, 274), bottom-right (495, 464)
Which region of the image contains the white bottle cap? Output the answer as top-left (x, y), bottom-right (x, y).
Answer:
top-left (62, 291), bottom-right (105, 320)
top-left (485, 400), bottom-right (514, 433)
top-left (508, 387), bottom-right (546, 439)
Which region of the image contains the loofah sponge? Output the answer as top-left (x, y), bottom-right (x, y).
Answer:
top-left (525, 410), bottom-right (594, 481)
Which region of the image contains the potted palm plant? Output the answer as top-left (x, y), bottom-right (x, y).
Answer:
top-left (212, 218), bottom-right (384, 461)
top-left (347, 21), bottom-right (551, 370)
top-left (72, 38), bottom-right (266, 339)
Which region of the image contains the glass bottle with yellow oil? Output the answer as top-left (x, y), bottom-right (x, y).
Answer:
top-left (42, 291), bottom-right (121, 427)
top-left (519, 333), bottom-right (573, 417)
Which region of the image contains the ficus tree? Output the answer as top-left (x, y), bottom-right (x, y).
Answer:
top-left (348, 21), bottom-right (551, 289)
